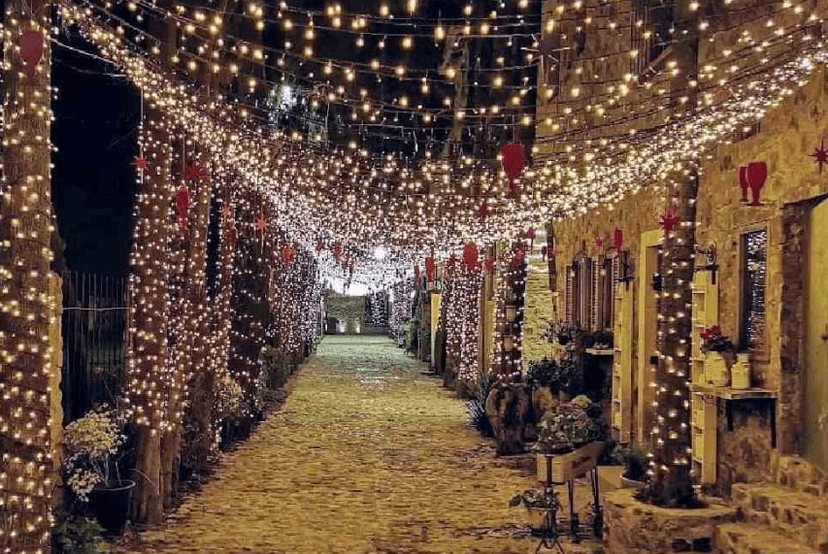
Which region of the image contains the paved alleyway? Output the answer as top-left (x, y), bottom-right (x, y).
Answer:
top-left (120, 336), bottom-right (601, 554)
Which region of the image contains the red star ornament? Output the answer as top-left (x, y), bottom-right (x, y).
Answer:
top-left (132, 157), bottom-right (149, 170)
top-left (812, 140), bottom-right (828, 174)
top-left (477, 200), bottom-right (493, 220)
top-left (660, 208), bottom-right (681, 236)
top-left (254, 212), bottom-right (267, 234)
top-left (221, 203), bottom-right (232, 221)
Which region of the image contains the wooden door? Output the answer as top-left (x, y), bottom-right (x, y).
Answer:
top-left (804, 199), bottom-right (828, 470)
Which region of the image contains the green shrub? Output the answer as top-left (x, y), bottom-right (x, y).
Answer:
top-left (52, 513), bottom-right (110, 554)
top-left (465, 372), bottom-right (495, 437)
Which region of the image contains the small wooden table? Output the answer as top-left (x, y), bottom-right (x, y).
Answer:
top-left (536, 441), bottom-right (605, 542)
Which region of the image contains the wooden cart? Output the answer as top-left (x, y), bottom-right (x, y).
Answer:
top-left (536, 441), bottom-right (605, 542)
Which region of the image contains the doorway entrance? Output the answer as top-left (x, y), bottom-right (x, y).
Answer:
top-left (637, 230), bottom-right (663, 447)
top-left (804, 199), bottom-right (828, 470)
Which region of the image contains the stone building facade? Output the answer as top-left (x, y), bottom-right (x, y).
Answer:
top-left (526, 0), bottom-right (828, 494)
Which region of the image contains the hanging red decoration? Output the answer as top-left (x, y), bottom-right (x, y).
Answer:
top-left (738, 166), bottom-right (750, 202)
top-left (132, 157), bottom-right (149, 171)
top-left (501, 143), bottom-right (525, 196)
top-left (747, 161), bottom-right (767, 206)
top-left (485, 257), bottom-right (495, 272)
top-left (595, 236), bottom-right (604, 251)
top-left (185, 164), bottom-right (206, 180)
top-left (447, 254), bottom-right (458, 276)
top-left (221, 203), bottom-right (232, 221)
top-left (425, 257), bottom-right (435, 281)
top-left (477, 199), bottom-right (493, 220)
top-left (812, 140), bottom-right (828, 174)
top-left (511, 247), bottom-right (527, 268)
top-left (613, 228), bottom-right (623, 252)
top-left (176, 186), bottom-right (189, 232)
top-left (660, 208), bottom-right (681, 236)
top-left (334, 242), bottom-right (343, 260)
top-left (227, 227), bottom-right (237, 247)
top-left (20, 29), bottom-right (44, 77)
top-left (316, 241), bottom-right (325, 252)
top-left (282, 246), bottom-right (296, 265)
top-left (463, 242), bottom-right (479, 271)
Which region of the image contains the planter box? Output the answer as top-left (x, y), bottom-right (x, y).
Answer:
top-left (537, 441), bottom-right (605, 483)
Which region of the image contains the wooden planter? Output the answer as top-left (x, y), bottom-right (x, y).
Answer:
top-left (537, 441), bottom-right (605, 483)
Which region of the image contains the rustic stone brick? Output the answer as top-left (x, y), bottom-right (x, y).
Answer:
top-left (604, 489), bottom-right (738, 554)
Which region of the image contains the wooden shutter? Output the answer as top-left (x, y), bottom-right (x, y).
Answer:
top-left (612, 281), bottom-right (634, 443)
top-left (691, 270), bottom-right (719, 484)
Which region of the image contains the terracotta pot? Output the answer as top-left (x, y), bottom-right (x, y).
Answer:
top-left (620, 476), bottom-right (646, 490)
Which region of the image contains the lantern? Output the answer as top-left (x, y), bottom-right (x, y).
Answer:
top-left (501, 143), bottom-right (525, 196)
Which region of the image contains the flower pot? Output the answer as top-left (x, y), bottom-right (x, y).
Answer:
top-left (731, 353), bottom-right (751, 389)
top-left (526, 506), bottom-right (552, 534)
top-left (705, 352), bottom-right (730, 387)
top-left (620, 476), bottom-right (646, 490)
top-left (91, 480), bottom-right (134, 535)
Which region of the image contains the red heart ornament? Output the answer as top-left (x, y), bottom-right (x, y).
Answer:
top-left (20, 29), bottom-right (43, 77)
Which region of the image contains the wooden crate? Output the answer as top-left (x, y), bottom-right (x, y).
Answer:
top-left (537, 442), bottom-right (605, 483)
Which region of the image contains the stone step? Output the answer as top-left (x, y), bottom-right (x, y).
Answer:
top-left (715, 522), bottom-right (815, 554)
top-left (732, 483), bottom-right (828, 552)
top-left (772, 453), bottom-right (827, 496)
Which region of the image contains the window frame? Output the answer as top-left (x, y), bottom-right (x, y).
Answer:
top-left (738, 223), bottom-right (770, 358)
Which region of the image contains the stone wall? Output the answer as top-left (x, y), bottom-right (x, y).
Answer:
top-left (534, 0), bottom-right (828, 491)
top-left (324, 294), bottom-right (366, 334)
top-left (522, 260), bottom-right (554, 364)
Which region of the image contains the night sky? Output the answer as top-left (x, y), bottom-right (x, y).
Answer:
top-left (52, 32), bottom-right (140, 275)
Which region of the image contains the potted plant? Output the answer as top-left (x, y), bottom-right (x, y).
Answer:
top-left (536, 396), bottom-right (602, 455)
top-left (614, 445), bottom-right (648, 489)
top-left (63, 407), bottom-right (132, 535)
top-left (510, 489), bottom-right (560, 534)
top-left (700, 326), bottom-right (734, 386)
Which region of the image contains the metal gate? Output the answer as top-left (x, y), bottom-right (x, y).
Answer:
top-left (61, 271), bottom-right (129, 423)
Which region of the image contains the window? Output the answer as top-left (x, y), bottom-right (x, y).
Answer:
top-left (631, 0), bottom-right (674, 75)
top-left (741, 229), bottom-right (768, 351)
top-left (566, 256), bottom-right (595, 329)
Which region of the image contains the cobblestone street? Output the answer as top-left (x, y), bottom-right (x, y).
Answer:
top-left (120, 336), bottom-right (602, 554)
